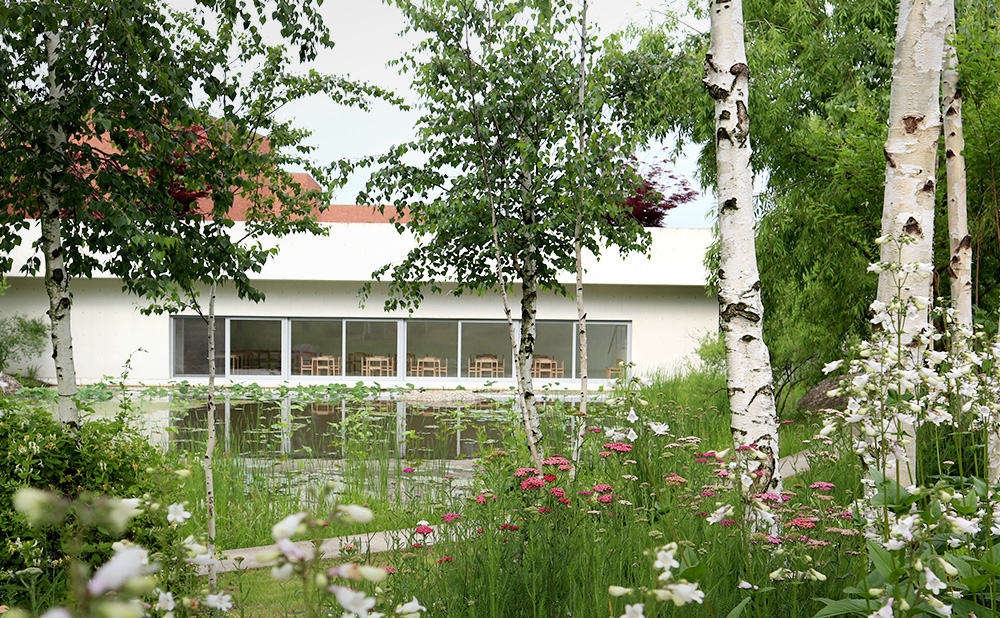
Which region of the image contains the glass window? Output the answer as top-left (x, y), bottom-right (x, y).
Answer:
top-left (533, 321), bottom-right (572, 380)
top-left (406, 320), bottom-right (458, 377)
top-left (461, 322), bottom-right (510, 378)
top-left (292, 320), bottom-right (343, 376)
top-left (173, 316), bottom-right (222, 376)
top-left (584, 323), bottom-right (629, 379)
top-left (345, 321), bottom-right (398, 377)
top-left (230, 319), bottom-right (282, 376)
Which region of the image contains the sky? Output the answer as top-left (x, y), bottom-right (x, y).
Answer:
top-left (182, 0), bottom-right (715, 228)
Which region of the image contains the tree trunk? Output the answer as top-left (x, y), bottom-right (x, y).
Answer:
top-left (516, 182), bottom-right (544, 464)
top-left (943, 0), bottom-right (972, 329)
top-left (704, 0), bottom-right (780, 494)
top-left (570, 0), bottom-right (590, 476)
top-left (878, 0), bottom-right (948, 486)
top-left (41, 30), bottom-right (79, 427)
top-left (204, 281), bottom-right (218, 588)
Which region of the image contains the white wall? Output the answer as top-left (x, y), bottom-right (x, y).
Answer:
top-left (2, 224), bottom-right (717, 386)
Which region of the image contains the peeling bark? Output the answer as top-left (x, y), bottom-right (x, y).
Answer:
top-left (570, 0), bottom-right (590, 476)
top-left (41, 30), bottom-right (79, 427)
top-left (943, 0), bottom-right (972, 329)
top-left (204, 282), bottom-right (218, 588)
top-left (705, 0), bottom-right (781, 495)
top-left (878, 0), bottom-right (948, 486)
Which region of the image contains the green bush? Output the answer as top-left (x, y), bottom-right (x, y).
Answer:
top-left (0, 313), bottom-right (48, 374)
top-left (0, 398), bottom-right (191, 606)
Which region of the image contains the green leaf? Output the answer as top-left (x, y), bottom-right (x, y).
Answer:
top-left (812, 598), bottom-right (878, 618)
top-left (725, 595), bottom-right (753, 618)
top-left (867, 540), bottom-right (895, 579)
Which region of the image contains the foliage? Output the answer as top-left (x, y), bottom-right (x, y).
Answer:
top-left (619, 157), bottom-right (699, 228)
top-left (0, 314), bottom-right (47, 374)
top-left (0, 398), bottom-right (189, 607)
top-left (615, 0), bottom-right (1000, 386)
top-left (358, 0), bottom-right (650, 310)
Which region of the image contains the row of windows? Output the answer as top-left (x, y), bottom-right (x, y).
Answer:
top-left (172, 317), bottom-right (630, 380)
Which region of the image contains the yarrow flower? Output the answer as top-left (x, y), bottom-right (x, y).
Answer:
top-left (809, 481), bottom-right (836, 491)
top-left (415, 525), bottom-right (433, 535)
top-left (603, 442), bottom-right (633, 453)
top-left (520, 477), bottom-right (546, 490)
top-left (593, 484), bottom-right (614, 493)
top-left (440, 513), bottom-right (462, 523)
top-left (514, 468), bottom-right (541, 477)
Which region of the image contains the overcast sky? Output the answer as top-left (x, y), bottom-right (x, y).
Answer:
top-left (180, 0), bottom-right (715, 227)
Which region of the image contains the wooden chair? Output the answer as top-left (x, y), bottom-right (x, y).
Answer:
top-left (298, 353), bottom-right (316, 375)
top-left (314, 356), bottom-right (340, 376)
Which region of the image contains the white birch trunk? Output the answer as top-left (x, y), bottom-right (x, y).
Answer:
top-left (942, 0), bottom-right (972, 328)
top-left (705, 0), bottom-right (780, 494)
top-left (41, 30), bottom-right (79, 427)
top-left (878, 0), bottom-right (948, 486)
top-left (205, 282), bottom-right (218, 588)
top-left (515, 168), bottom-right (544, 464)
top-left (570, 0), bottom-right (590, 476)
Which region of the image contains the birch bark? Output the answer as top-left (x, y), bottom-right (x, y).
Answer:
top-left (204, 282), bottom-right (218, 587)
top-left (571, 0), bottom-right (590, 475)
top-left (41, 30), bottom-right (79, 427)
top-left (705, 0), bottom-right (780, 493)
top-left (878, 0), bottom-right (948, 486)
top-left (942, 0), bottom-right (972, 328)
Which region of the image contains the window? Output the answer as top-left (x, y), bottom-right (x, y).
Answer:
top-left (230, 319), bottom-right (282, 376)
top-left (534, 321), bottom-right (573, 379)
top-left (407, 321), bottom-right (458, 377)
top-left (292, 320), bottom-right (343, 376)
top-left (172, 316), bottom-right (222, 376)
top-left (461, 322), bottom-right (510, 378)
top-left (584, 323), bottom-right (629, 379)
top-left (345, 321), bottom-right (398, 377)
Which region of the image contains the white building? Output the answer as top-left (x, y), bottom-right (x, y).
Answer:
top-left (2, 208), bottom-right (716, 388)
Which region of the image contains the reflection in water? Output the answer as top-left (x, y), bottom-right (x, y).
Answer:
top-left (169, 399), bottom-right (508, 461)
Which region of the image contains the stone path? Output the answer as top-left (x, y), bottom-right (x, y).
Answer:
top-left (208, 450), bottom-right (812, 574)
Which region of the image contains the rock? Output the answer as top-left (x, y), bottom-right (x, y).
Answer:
top-left (797, 376), bottom-right (848, 412)
top-left (0, 373), bottom-right (22, 396)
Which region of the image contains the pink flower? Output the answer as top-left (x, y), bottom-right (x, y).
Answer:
top-left (558, 464), bottom-right (572, 470)
top-left (475, 494), bottom-right (487, 504)
top-left (557, 497), bottom-right (570, 505)
top-left (714, 469), bottom-right (731, 478)
top-left (602, 442), bottom-right (633, 452)
top-left (544, 474), bottom-right (557, 483)
top-left (514, 468), bottom-right (541, 477)
top-left (550, 488), bottom-right (566, 497)
top-left (441, 513), bottom-right (462, 523)
top-left (520, 477), bottom-right (545, 490)
top-left (809, 481), bottom-right (836, 491)
top-left (587, 427), bottom-right (602, 433)
top-left (543, 456), bottom-right (571, 466)
top-left (596, 494), bottom-right (614, 503)
top-left (538, 507), bottom-right (551, 513)
top-left (593, 484), bottom-right (614, 493)
top-left (500, 523), bottom-right (520, 531)
top-left (382, 566), bottom-right (397, 573)
top-left (415, 525), bottom-right (433, 535)
top-left (786, 518), bottom-right (817, 529)
top-left (599, 451), bottom-right (612, 457)
top-left (403, 467), bottom-right (415, 473)
top-left (437, 556), bottom-right (453, 564)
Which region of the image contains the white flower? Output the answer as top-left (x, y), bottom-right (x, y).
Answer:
top-left (13, 488), bottom-right (56, 525)
top-left (395, 596), bottom-right (426, 616)
top-left (167, 503), bottom-right (191, 526)
top-left (822, 360), bottom-right (843, 374)
top-left (272, 512), bottom-right (307, 541)
top-left (608, 585), bottom-right (632, 597)
top-left (331, 586), bottom-right (376, 617)
top-left (625, 408), bottom-right (639, 423)
top-left (944, 515), bottom-right (981, 535)
top-left (155, 591), bottom-right (176, 611)
top-left (927, 597), bottom-right (953, 616)
top-left (869, 598), bottom-right (893, 618)
top-left (626, 428), bottom-right (638, 442)
top-left (620, 603), bottom-right (644, 618)
top-left (204, 593), bottom-right (233, 612)
top-left (646, 422), bottom-right (670, 436)
top-left (105, 498), bottom-right (143, 534)
top-left (738, 580), bottom-right (758, 590)
top-left (271, 563), bottom-right (294, 581)
top-left (707, 504), bottom-right (731, 525)
top-left (39, 609), bottom-right (72, 618)
top-left (661, 582), bottom-right (705, 606)
top-left (924, 567), bottom-right (947, 594)
top-left (653, 543), bottom-right (680, 580)
top-left (88, 546), bottom-right (153, 596)
top-left (278, 537), bottom-right (307, 562)
top-left (337, 504), bottom-right (375, 524)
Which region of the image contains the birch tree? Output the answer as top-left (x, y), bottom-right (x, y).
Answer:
top-left (362, 0), bottom-right (648, 468)
top-left (943, 0), bottom-right (971, 328)
top-left (704, 0), bottom-right (780, 493)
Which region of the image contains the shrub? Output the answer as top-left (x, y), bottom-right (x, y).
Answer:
top-left (0, 313), bottom-right (48, 374)
top-left (0, 398), bottom-right (191, 606)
